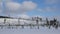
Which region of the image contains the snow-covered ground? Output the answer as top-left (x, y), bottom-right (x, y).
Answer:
top-left (0, 18), bottom-right (46, 25)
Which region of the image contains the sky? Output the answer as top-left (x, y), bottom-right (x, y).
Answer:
top-left (0, 0), bottom-right (60, 34)
top-left (0, 0), bottom-right (60, 17)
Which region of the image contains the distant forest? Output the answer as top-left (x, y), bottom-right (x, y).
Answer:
top-left (0, 16), bottom-right (11, 18)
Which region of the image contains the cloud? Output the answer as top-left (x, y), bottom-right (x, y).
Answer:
top-left (37, 6), bottom-right (60, 12)
top-left (0, 10), bottom-right (2, 13)
top-left (0, 2), bottom-right (2, 9)
top-left (43, 7), bottom-right (57, 12)
top-left (6, 2), bottom-right (21, 13)
top-left (0, 1), bottom-right (37, 17)
top-left (22, 1), bottom-right (37, 11)
top-left (17, 14), bottom-right (30, 19)
top-left (5, 1), bottom-right (37, 14)
top-left (0, 0), bottom-right (54, 17)
top-left (0, 2), bottom-right (3, 13)
top-left (37, 0), bottom-right (60, 12)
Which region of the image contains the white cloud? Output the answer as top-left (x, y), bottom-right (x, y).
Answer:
top-left (6, 2), bottom-right (21, 13)
top-left (6, 2), bottom-right (21, 10)
top-left (2, 1), bottom-right (37, 15)
top-left (5, 1), bottom-right (37, 14)
top-left (44, 6), bottom-right (60, 12)
top-left (37, 0), bottom-right (60, 12)
top-left (0, 2), bottom-right (2, 9)
top-left (0, 9), bottom-right (2, 13)
top-left (37, 6), bottom-right (60, 12)
top-left (0, 2), bottom-right (3, 13)
top-left (17, 14), bottom-right (30, 19)
top-left (43, 7), bottom-right (54, 12)
top-left (22, 1), bottom-right (37, 10)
